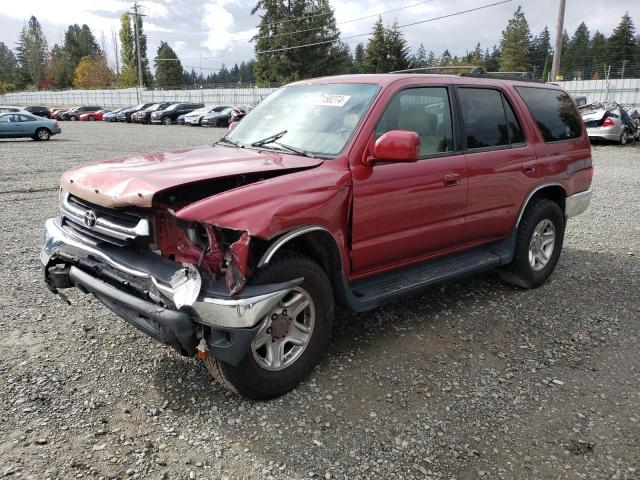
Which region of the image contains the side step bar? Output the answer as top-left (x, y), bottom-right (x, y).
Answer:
top-left (340, 233), bottom-right (516, 313)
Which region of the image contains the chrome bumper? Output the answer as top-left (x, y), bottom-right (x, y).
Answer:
top-left (41, 217), bottom-right (300, 329)
top-left (566, 189), bottom-right (592, 218)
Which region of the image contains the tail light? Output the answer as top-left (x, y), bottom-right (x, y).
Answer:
top-left (600, 117), bottom-right (615, 127)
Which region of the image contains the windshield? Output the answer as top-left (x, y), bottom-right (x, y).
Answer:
top-left (145, 104), bottom-right (162, 111)
top-left (226, 83), bottom-right (379, 157)
top-left (165, 104), bottom-right (179, 111)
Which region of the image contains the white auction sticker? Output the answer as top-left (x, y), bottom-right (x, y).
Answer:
top-left (309, 94), bottom-right (351, 107)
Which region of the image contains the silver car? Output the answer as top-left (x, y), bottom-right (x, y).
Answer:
top-left (580, 102), bottom-right (639, 144)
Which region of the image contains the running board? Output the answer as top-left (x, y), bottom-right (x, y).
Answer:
top-left (340, 233), bottom-right (516, 313)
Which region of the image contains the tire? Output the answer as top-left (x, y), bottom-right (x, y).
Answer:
top-left (498, 198), bottom-right (565, 289)
top-left (204, 251), bottom-right (334, 399)
top-left (88, 115), bottom-right (94, 121)
top-left (34, 128), bottom-right (51, 141)
top-left (620, 128), bottom-right (628, 145)
top-left (70, 116), bottom-right (77, 121)
top-left (163, 116), bottom-right (172, 125)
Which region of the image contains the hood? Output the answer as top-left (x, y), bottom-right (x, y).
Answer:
top-left (61, 145), bottom-right (324, 208)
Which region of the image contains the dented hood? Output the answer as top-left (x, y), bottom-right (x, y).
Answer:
top-left (61, 144), bottom-right (323, 208)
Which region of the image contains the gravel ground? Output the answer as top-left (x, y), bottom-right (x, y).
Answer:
top-left (1, 122), bottom-right (639, 480)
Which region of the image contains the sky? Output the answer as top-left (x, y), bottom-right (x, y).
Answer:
top-left (1, 0), bottom-right (639, 75)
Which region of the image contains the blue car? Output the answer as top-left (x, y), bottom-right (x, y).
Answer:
top-left (0, 112), bottom-right (61, 141)
top-left (103, 106), bottom-right (131, 122)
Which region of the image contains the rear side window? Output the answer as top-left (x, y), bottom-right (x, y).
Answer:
top-left (458, 88), bottom-right (524, 149)
top-left (515, 87), bottom-right (582, 142)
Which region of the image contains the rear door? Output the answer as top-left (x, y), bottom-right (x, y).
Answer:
top-left (350, 84), bottom-right (468, 275)
top-left (457, 85), bottom-right (538, 244)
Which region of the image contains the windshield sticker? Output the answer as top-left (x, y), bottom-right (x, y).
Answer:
top-left (309, 94), bottom-right (351, 107)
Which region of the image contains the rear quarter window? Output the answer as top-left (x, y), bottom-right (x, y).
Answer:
top-left (515, 86), bottom-right (582, 142)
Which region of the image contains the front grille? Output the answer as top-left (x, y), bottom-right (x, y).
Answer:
top-left (60, 192), bottom-right (150, 246)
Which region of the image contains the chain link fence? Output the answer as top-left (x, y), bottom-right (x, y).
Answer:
top-left (0, 86), bottom-right (278, 108)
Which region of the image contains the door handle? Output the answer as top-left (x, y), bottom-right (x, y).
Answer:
top-left (444, 173), bottom-right (461, 187)
top-left (523, 163), bottom-right (536, 174)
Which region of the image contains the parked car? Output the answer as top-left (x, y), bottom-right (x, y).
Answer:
top-left (40, 74), bottom-right (593, 400)
top-left (0, 112), bottom-right (61, 140)
top-left (184, 105), bottom-right (231, 126)
top-left (102, 107), bottom-right (130, 122)
top-left (150, 102), bottom-right (204, 125)
top-left (131, 102), bottom-right (176, 124)
top-left (579, 102), bottom-right (639, 144)
top-left (229, 106), bottom-right (247, 124)
top-left (0, 105), bottom-right (29, 114)
top-left (60, 106), bottom-right (102, 121)
top-left (24, 106), bottom-right (52, 118)
top-left (80, 110), bottom-right (108, 121)
top-left (50, 109), bottom-right (67, 120)
top-left (117, 103), bottom-right (154, 123)
top-left (201, 107), bottom-right (233, 127)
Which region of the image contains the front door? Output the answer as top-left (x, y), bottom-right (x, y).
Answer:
top-left (351, 86), bottom-right (468, 276)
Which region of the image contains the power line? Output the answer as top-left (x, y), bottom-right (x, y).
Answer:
top-left (253, 0), bottom-right (436, 39)
top-left (256, 0), bottom-right (513, 55)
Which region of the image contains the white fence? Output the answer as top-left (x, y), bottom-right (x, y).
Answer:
top-left (557, 78), bottom-right (640, 110)
top-left (0, 86), bottom-right (278, 108)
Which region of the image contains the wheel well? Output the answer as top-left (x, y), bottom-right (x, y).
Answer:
top-left (259, 230), bottom-right (343, 294)
top-left (522, 185), bottom-right (566, 221)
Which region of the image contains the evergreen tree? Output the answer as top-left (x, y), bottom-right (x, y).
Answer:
top-left (154, 41), bottom-right (183, 87)
top-left (15, 16), bottom-right (48, 89)
top-left (499, 6), bottom-right (531, 72)
top-left (353, 42), bottom-right (365, 72)
top-left (252, 0), bottom-right (349, 84)
top-left (118, 13), bottom-right (136, 87)
top-left (385, 20), bottom-right (409, 71)
top-left (440, 49), bottom-right (452, 66)
top-left (411, 43), bottom-right (427, 68)
top-left (588, 31), bottom-right (608, 78)
top-left (426, 50), bottom-right (436, 67)
top-left (607, 13), bottom-right (637, 77)
top-left (133, 13), bottom-right (152, 86)
top-left (0, 42), bottom-right (17, 88)
top-left (362, 17), bottom-right (387, 73)
top-left (565, 22), bottom-right (590, 79)
top-left (528, 27), bottom-right (551, 78)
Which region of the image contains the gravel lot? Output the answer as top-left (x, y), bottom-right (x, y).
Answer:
top-left (1, 122), bottom-right (639, 480)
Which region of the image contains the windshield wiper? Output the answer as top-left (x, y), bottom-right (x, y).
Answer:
top-left (217, 136), bottom-right (241, 147)
top-left (267, 141), bottom-right (316, 158)
top-left (251, 130), bottom-right (288, 147)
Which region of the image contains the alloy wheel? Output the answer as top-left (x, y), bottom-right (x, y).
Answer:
top-left (528, 219), bottom-right (556, 271)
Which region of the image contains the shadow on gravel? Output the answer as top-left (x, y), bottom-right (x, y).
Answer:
top-left (150, 247), bottom-right (639, 409)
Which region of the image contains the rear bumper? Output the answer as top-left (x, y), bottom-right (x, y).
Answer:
top-left (586, 126), bottom-right (621, 141)
top-left (40, 217), bottom-right (300, 363)
top-left (566, 188), bottom-right (592, 218)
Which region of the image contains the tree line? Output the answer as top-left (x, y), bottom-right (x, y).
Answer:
top-left (1, 5), bottom-right (639, 93)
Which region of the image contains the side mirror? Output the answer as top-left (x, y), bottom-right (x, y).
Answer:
top-left (229, 121), bottom-right (238, 131)
top-left (364, 130), bottom-right (420, 166)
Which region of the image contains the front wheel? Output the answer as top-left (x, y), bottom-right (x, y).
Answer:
top-left (204, 251), bottom-right (334, 399)
top-left (498, 198), bottom-right (565, 289)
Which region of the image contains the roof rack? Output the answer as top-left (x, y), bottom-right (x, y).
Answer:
top-left (391, 66), bottom-right (545, 83)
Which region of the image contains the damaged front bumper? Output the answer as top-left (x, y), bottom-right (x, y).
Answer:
top-left (40, 217), bottom-right (301, 364)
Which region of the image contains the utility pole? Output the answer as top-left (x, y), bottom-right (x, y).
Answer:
top-left (128, 2), bottom-right (145, 88)
top-left (551, 0), bottom-right (566, 81)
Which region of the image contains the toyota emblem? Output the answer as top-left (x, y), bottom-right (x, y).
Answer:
top-left (83, 210), bottom-right (97, 228)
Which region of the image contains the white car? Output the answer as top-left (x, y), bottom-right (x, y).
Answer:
top-left (184, 105), bottom-right (231, 126)
top-left (0, 105), bottom-right (29, 114)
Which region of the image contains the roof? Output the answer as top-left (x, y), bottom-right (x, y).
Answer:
top-left (287, 73), bottom-right (562, 90)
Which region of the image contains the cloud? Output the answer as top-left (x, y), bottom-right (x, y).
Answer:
top-left (202, 0), bottom-right (239, 54)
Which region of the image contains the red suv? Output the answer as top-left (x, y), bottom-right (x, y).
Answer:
top-left (41, 74), bottom-right (593, 399)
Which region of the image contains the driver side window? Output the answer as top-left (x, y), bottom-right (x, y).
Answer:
top-left (376, 87), bottom-right (454, 156)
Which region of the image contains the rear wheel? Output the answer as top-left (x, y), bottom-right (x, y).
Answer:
top-left (620, 128), bottom-right (628, 145)
top-left (498, 198), bottom-right (565, 289)
top-left (88, 115), bottom-right (94, 121)
top-left (34, 128), bottom-right (51, 141)
top-left (204, 251), bottom-right (334, 399)
top-left (163, 116), bottom-right (172, 125)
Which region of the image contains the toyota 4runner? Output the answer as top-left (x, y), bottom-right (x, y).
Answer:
top-left (41, 74), bottom-right (593, 399)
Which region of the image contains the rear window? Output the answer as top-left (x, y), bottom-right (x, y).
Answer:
top-left (515, 87), bottom-right (582, 142)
